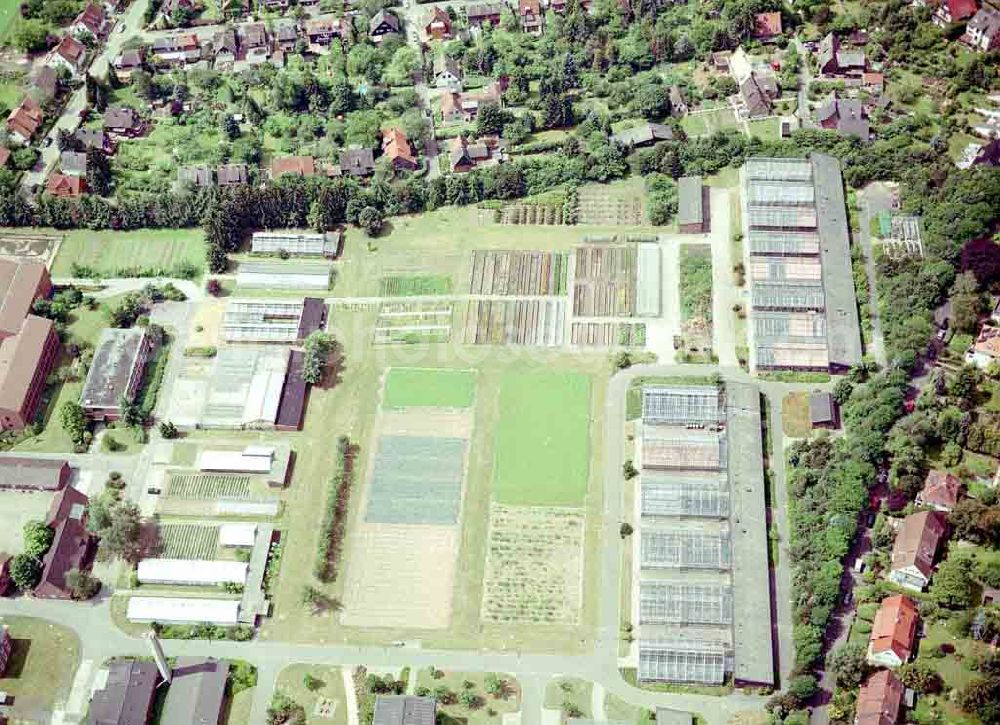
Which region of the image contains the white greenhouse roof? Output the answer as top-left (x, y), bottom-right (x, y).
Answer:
top-left (126, 596), bottom-right (241, 624)
top-left (198, 450), bottom-right (273, 474)
top-left (219, 523), bottom-right (258, 547)
top-left (137, 559), bottom-right (249, 586)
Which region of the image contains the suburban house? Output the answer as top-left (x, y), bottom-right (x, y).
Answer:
top-left (86, 660), bottom-right (160, 725)
top-left (47, 172), bottom-right (86, 198)
top-left (242, 23), bottom-right (270, 63)
top-left (0, 457), bottom-right (71, 491)
top-left (75, 127), bottom-right (115, 154)
top-left (80, 327), bottom-right (153, 421)
top-left (35, 486), bottom-right (95, 599)
top-left (677, 176), bottom-right (707, 234)
top-left (150, 33), bottom-right (200, 67)
top-left (60, 150), bottom-right (88, 177)
top-left (441, 92), bottom-right (473, 124)
top-left (161, 658), bottom-right (229, 725)
top-left (47, 36), bottom-right (87, 77)
top-left (816, 94), bottom-right (870, 140)
top-left (178, 165), bottom-right (214, 187)
top-left (372, 696), bottom-right (437, 725)
top-left (72, 2), bottom-right (109, 38)
top-left (270, 155), bottom-right (315, 178)
top-left (448, 135), bottom-right (506, 173)
top-left (867, 594), bottom-right (919, 668)
top-left (103, 106), bottom-right (145, 138)
top-left (862, 71), bottom-right (885, 93)
top-left (274, 21), bottom-right (299, 51)
top-left (113, 48), bottom-right (145, 81)
top-left (467, 2), bottom-right (504, 27)
top-left (916, 471), bottom-right (963, 512)
top-left (339, 148), bottom-right (376, 178)
top-left (425, 6), bottom-right (453, 39)
top-left (740, 75), bottom-right (774, 118)
top-left (217, 163), bottom-right (248, 186)
top-left (889, 510), bottom-right (947, 591)
top-left (6, 96), bottom-right (44, 145)
top-left (855, 669), bottom-right (905, 725)
top-left (730, 47), bottom-right (778, 118)
top-left (965, 325), bottom-right (1000, 368)
top-left (964, 7), bottom-right (1000, 51)
top-left (369, 10), bottom-right (400, 40)
top-left (519, 0), bottom-right (544, 34)
top-left (213, 28), bottom-right (239, 68)
top-left (817, 33), bottom-right (866, 76)
top-left (0, 260), bottom-right (59, 432)
top-left (933, 0), bottom-right (979, 27)
top-left (809, 392), bottom-right (838, 429)
top-left (752, 11), bottom-right (783, 42)
top-left (612, 122), bottom-right (673, 148)
top-left (382, 128), bottom-right (418, 171)
top-left (433, 55), bottom-right (463, 90)
top-left (0, 624), bottom-right (11, 675)
top-left (304, 18), bottom-right (343, 49)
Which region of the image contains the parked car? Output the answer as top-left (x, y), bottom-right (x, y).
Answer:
top-left (854, 558), bottom-right (865, 573)
top-left (843, 591), bottom-right (853, 606)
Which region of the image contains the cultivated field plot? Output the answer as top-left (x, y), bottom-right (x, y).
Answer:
top-left (570, 322), bottom-right (647, 347)
top-left (576, 186), bottom-right (645, 226)
top-left (0, 231), bottom-right (59, 262)
top-left (463, 300), bottom-right (566, 346)
top-left (167, 473), bottom-right (252, 500)
top-left (572, 245), bottom-right (638, 318)
top-left (383, 368), bottom-right (475, 409)
top-left (379, 275), bottom-right (453, 297)
top-left (468, 250), bottom-right (569, 296)
top-left (374, 303), bottom-right (453, 345)
top-left (493, 372), bottom-right (591, 506)
top-left (482, 504), bottom-right (584, 625)
top-left (498, 202), bottom-right (566, 225)
top-left (153, 523), bottom-right (220, 559)
top-left (365, 436), bottom-right (466, 525)
top-left (340, 524), bottom-right (459, 629)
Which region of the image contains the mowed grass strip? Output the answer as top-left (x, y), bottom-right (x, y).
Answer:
top-left (383, 367), bottom-right (475, 409)
top-left (51, 228), bottom-right (207, 277)
top-left (493, 371), bottom-right (590, 506)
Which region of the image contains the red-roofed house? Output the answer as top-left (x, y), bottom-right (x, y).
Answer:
top-left (382, 128), bottom-right (418, 171)
top-left (270, 156), bottom-right (315, 178)
top-left (752, 11), bottom-right (783, 42)
top-left (889, 510), bottom-right (947, 591)
top-left (862, 72), bottom-right (885, 93)
top-left (916, 471), bottom-right (963, 512)
top-left (933, 0), bottom-right (979, 26)
top-left (855, 669), bottom-right (904, 725)
top-left (72, 2), bottom-right (110, 38)
top-left (46, 173), bottom-right (86, 198)
top-left (966, 325), bottom-right (1000, 369)
top-left (34, 486), bottom-right (95, 600)
top-left (425, 6), bottom-right (453, 40)
top-left (6, 96), bottom-right (44, 145)
top-left (47, 36), bottom-right (87, 77)
top-left (519, 0), bottom-right (543, 34)
top-left (867, 594), bottom-right (919, 668)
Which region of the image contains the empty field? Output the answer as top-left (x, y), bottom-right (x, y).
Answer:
top-left (50, 228), bottom-right (207, 278)
top-left (492, 372), bottom-right (591, 507)
top-left (154, 523), bottom-right (220, 559)
top-left (167, 473), bottom-right (252, 500)
top-left (383, 368), bottom-right (475, 409)
top-left (379, 275), bottom-right (452, 297)
top-left (482, 504), bottom-right (584, 625)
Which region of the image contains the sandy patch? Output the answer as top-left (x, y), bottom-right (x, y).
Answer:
top-left (378, 409), bottom-right (474, 439)
top-left (188, 298), bottom-right (226, 347)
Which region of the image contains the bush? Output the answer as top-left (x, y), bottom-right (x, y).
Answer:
top-left (314, 436), bottom-right (356, 582)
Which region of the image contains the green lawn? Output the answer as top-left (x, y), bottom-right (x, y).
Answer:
top-left (273, 665), bottom-right (349, 725)
top-left (543, 678), bottom-right (592, 718)
top-left (492, 372), bottom-right (591, 506)
top-left (0, 617), bottom-right (81, 718)
top-left (0, 0), bottom-right (20, 45)
top-left (51, 228), bottom-right (207, 278)
top-left (679, 244), bottom-right (713, 323)
top-left (748, 117), bottom-right (780, 140)
top-left (383, 368), bottom-right (476, 409)
top-left (415, 669), bottom-right (520, 725)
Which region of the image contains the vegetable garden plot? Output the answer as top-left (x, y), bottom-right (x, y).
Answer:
top-left (572, 245), bottom-right (638, 317)
top-left (373, 303), bottom-right (453, 345)
top-left (482, 504), bottom-right (584, 625)
top-left (576, 186), bottom-right (645, 226)
top-left (154, 523), bottom-right (220, 559)
top-left (463, 300), bottom-right (566, 346)
top-left (378, 275), bottom-right (453, 297)
top-left (364, 435), bottom-right (466, 525)
top-left (167, 473), bottom-right (252, 500)
top-left (571, 322), bottom-right (646, 347)
top-left (468, 250), bottom-right (568, 296)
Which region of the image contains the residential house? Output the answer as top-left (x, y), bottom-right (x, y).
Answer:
top-left (817, 33), bottom-right (866, 76)
top-left (809, 392), bottom-right (838, 429)
top-left (178, 166), bottom-right (214, 187)
top-left (0, 624), bottom-right (10, 676)
top-left (274, 21), bottom-right (299, 52)
top-left (889, 510), bottom-right (947, 591)
top-left (34, 486), bottom-right (95, 599)
top-left (739, 76), bottom-right (773, 118)
top-left (855, 670), bottom-right (904, 725)
top-left (262, 0), bottom-right (289, 8)
top-left (916, 471), bottom-right (963, 512)
top-left (372, 696), bottom-right (437, 725)
top-left (752, 11), bottom-right (783, 42)
top-left (29, 66), bottom-right (59, 103)
top-left (72, 2), bottom-right (109, 38)
top-left (6, 96), bottom-right (44, 145)
top-left (0, 458), bottom-right (70, 492)
top-left (966, 325), bottom-right (1000, 368)
top-left (730, 47), bottom-right (778, 118)
top-left (433, 55), bottom-right (463, 89)
top-left (611, 122), bottom-right (673, 148)
top-left (867, 594), bottom-right (919, 668)
top-left (448, 135), bottom-right (506, 173)
top-left (862, 71), bottom-right (885, 93)
top-left (816, 94), bottom-right (870, 140)
top-left (160, 658), bottom-right (229, 725)
top-left (519, 0), bottom-right (543, 34)
top-left (150, 33), bottom-right (200, 67)
top-left (75, 128), bottom-right (114, 154)
top-left (304, 18), bottom-right (342, 49)
top-left (965, 7), bottom-right (1000, 51)
top-left (933, 0), bottom-right (979, 27)
top-left (60, 150), bottom-right (88, 177)
top-left (46, 173), bottom-right (86, 198)
top-left (339, 148), bottom-right (376, 178)
top-left (47, 36), bottom-right (87, 78)
top-left (441, 92), bottom-right (470, 124)
top-left (270, 155), bottom-right (315, 178)
top-left (241, 24), bottom-right (270, 64)
top-left (86, 660), bottom-right (160, 725)
top-left (369, 10), bottom-right (400, 40)
top-left (213, 28), bottom-right (238, 68)
top-left (382, 128), bottom-right (418, 171)
top-left (103, 106), bottom-right (145, 137)
top-left (467, 3), bottom-right (504, 28)
top-left (425, 6), bottom-right (452, 39)
top-left (217, 163), bottom-right (248, 186)
top-left (669, 85), bottom-right (688, 117)
top-left (80, 327), bottom-right (153, 421)
top-left (113, 48), bottom-right (145, 82)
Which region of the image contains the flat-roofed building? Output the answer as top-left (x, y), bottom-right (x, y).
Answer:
top-left (677, 177), bottom-right (707, 234)
top-left (0, 457), bottom-right (70, 491)
top-left (236, 261), bottom-right (333, 290)
top-left (250, 230), bottom-right (340, 257)
top-left (642, 386), bottom-right (722, 426)
top-left (137, 559), bottom-right (249, 586)
top-left (640, 528), bottom-right (732, 570)
top-left (221, 298), bottom-right (327, 344)
top-left (126, 597), bottom-right (241, 624)
top-left (81, 328), bottom-right (152, 421)
top-left (641, 431), bottom-right (726, 471)
top-left (638, 640), bottom-right (729, 684)
top-left (639, 582), bottom-right (733, 626)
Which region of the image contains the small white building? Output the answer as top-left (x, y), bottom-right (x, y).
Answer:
top-left (219, 523), bottom-right (258, 548)
top-left (198, 446), bottom-right (275, 474)
top-left (137, 559), bottom-right (249, 586)
top-left (126, 596), bottom-right (241, 624)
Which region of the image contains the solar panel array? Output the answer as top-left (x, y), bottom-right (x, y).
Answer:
top-left (639, 582), bottom-right (733, 625)
top-left (640, 530), bottom-right (732, 570)
top-left (638, 641), bottom-right (729, 684)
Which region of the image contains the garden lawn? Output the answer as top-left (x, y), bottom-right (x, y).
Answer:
top-left (383, 368), bottom-right (476, 409)
top-left (0, 0), bottom-right (19, 44)
top-left (273, 665), bottom-right (349, 725)
top-left (0, 617), bottom-right (81, 718)
top-left (679, 245), bottom-right (713, 322)
top-left (492, 372), bottom-right (590, 506)
top-left (415, 670), bottom-right (520, 725)
top-left (781, 392), bottom-right (813, 438)
top-left (51, 229), bottom-right (207, 278)
top-left (543, 678), bottom-right (592, 718)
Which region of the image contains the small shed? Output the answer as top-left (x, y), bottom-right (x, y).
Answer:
top-left (809, 392), bottom-right (838, 428)
top-left (677, 176), bottom-right (707, 234)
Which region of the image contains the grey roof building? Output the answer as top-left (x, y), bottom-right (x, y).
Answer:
top-left (86, 660), bottom-right (159, 725)
top-left (372, 695), bottom-right (437, 725)
top-left (809, 391), bottom-right (837, 427)
top-left (612, 122), bottom-right (673, 148)
top-left (60, 150), bottom-right (88, 177)
top-left (0, 457), bottom-right (71, 491)
top-left (80, 327), bottom-right (152, 420)
top-left (178, 166), bottom-right (214, 187)
top-left (339, 148), bottom-right (376, 177)
top-left (816, 94), bottom-right (869, 140)
top-left (677, 176), bottom-right (706, 233)
top-left (161, 657), bottom-right (229, 725)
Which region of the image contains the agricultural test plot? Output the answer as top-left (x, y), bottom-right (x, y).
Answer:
top-left (364, 436), bottom-right (466, 525)
top-left (572, 245), bottom-right (638, 318)
top-left (468, 250), bottom-right (569, 296)
top-left (463, 300), bottom-right (566, 346)
top-left (498, 202), bottom-right (566, 225)
top-left (576, 185), bottom-right (645, 226)
top-left (373, 302), bottom-right (453, 345)
top-left (166, 473), bottom-right (252, 500)
top-left (383, 368), bottom-right (476, 409)
top-left (570, 322), bottom-right (646, 348)
top-left (379, 275), bottom-right (453, 297)
top-left (153, 523), bottom-right (221, 559)
top-left (482, 504), bottom-right (584, 625)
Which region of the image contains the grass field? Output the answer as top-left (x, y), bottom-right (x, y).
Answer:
top-left (492, 372), bottom-right (591, 507)
top-left (50, 229), bottom-right (207, 278)
top-left (543, 678), bottom-right (592, 718)
top-left (0, 617), bottom-right (81, 719)
top-left (379, 275), bottom-right (452, 297)
top-left (415, 670), bottom-right (520, 725)
top-left (780, 392), bottom-right (813, 438)
top-left (274, 665), bottom-right (349, 725)
top-left (0, 0), bottom-right (20, 45)
top-left (383, 368), bottom-right (476, 409)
